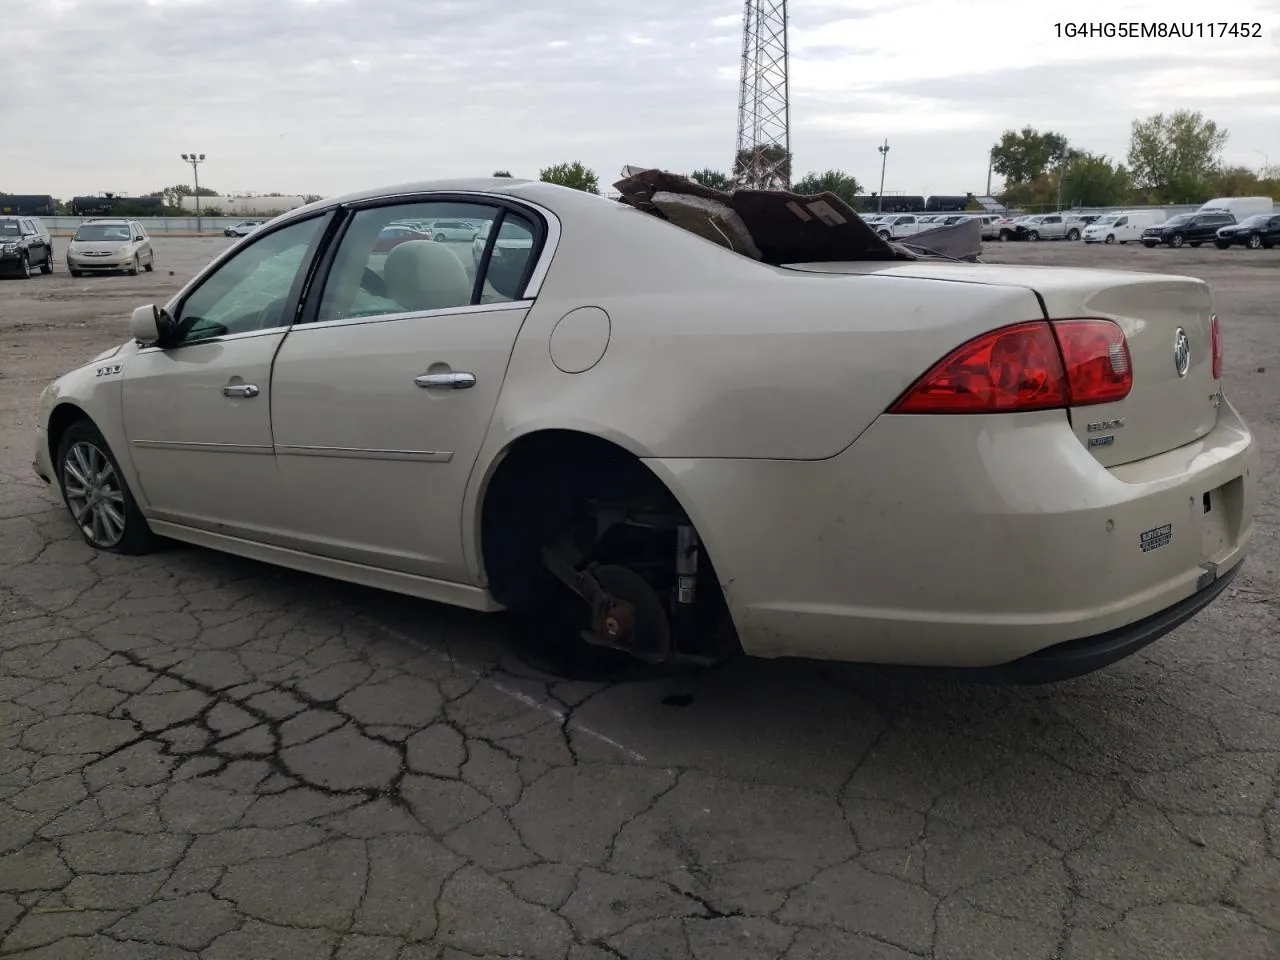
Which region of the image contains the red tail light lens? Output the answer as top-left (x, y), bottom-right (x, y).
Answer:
top-left (889, 321), bottom-right (1068, 414)
top-left (1210, 313), bottom-right (1222, 379)
top-left (889, 319), bottom-right (1132, 414)
top-left (1054, 319), bottom-right (1132, 405)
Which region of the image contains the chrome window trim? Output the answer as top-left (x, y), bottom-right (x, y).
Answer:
top-left (136, 326), bottom-right (287, 354)
top-left (334, 190), bottom-right (561, 299)
top-left (298, 299), bottom-right (530, 333)
top-left (158, 190), bottom-right (560, 324)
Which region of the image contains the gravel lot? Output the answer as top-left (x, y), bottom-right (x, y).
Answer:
top-left (1, 237), bottom-right (1277, 960)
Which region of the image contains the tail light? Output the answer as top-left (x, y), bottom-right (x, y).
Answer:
top-left (1210, 313), bottom-right (1222, 379)
top-left (889, 319), bottom-right (1133, 414)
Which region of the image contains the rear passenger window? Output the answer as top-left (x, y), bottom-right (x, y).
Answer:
top-left (314, 201), bottom-right (538, 323)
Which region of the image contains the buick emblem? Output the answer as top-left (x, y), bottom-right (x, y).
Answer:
top-left (1173, 327), bottom-right (1191, 377)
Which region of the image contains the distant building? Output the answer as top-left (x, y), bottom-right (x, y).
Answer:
top-left (179, 195), bottom-right (307, 216)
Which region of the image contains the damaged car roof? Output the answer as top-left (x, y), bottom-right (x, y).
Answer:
top-left (611, 168), bottom-right (984, 266)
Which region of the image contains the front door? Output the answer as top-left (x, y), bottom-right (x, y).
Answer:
top-left (269, 197), bottom-right (542, 583)
top-left (121, 213), bottom-right (331, 539)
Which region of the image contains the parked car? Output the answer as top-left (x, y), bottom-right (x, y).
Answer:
top-left (31, 176), bottom-right (1257, 684)
top-left (1142, 211), bottom-right (1236, 248)
top-left (66, 219), bottom-right (155, 276)
top-left (471, 217), bottom-right (534, 266)
top-left (1021, 214), bottom-right (1086, 241)
top-left (0, 215), bottom-right (54, 278)
top-left (1081, 211), bottom-right (1163, 245)
top-left (428, 220), bottom-right (480, 242)
top-left (874, 214), bottom-right (927, 240)
top-left (1214, 213), bottom-right (1280, 249)
top-left (372, 224), bottom-right (433, 252)
top-left (224, 220), bottom-right (266, 238)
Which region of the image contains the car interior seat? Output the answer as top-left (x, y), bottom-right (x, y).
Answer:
top-left (383, 240), bottom-right (473, 312)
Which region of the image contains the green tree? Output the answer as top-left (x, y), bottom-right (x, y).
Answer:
top-left (147, 183), bottom-right (218, 214)
top-left (990, 127), bottom-right (1070, 185)
top-left (1060, 152), bottom-right (1133, 207)
top-left (733, 145), bottom-right (792, 189)
top-left (792, 169), bottom-right (862, 206)
top-left (538, 161), bottom-right (599, 194)
top-left (688, 168), bottom-right (734, 191)
top-left (492, 170), bottom-right (513, 177)
top-left (1127, 110), bottom-right (1228, 202)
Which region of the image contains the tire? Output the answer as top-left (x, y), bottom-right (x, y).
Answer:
top-left (1171, 233), bottom-right (1185, 248)
top-left (55, 420), bottom-right (156, 555)
top-left (999, 230), bottom-right (1012, 242)
top-left (1028, 230), bottom-right (1040, 241)
top-left (40, 250), bottom-right (53, 274)
top-left (129, 256), bottom-right (140, 276)
top-left (17, 253), bottom-right (31, 279)
top-left (878, 230), bottom-right (891, 240)
top-left (144, 253), bottom-right (155, 272)
top-left (69, 269), bottom-right (82, 278)
top-left (1247, 234), bottom-right (1262, 249)
top-left (434, 234), bottom-right (446, 242)
top-left (1066, 229), bottom-right (1080, 241)
top-left (1215, 241), bottom-right (1231, 250)
top-left (1104, 234), bottom-right (1115, 245)
top-left (1190, 242), bottom-right (1201, 248)
top-left (1143, 241), bottom-right (1157, 248)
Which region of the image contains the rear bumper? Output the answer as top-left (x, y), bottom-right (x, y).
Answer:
top-left (644, 399), bottom-right (1257, 677)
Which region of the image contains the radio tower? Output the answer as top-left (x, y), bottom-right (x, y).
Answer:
top-left (733, 0), bottom-right (791, 190)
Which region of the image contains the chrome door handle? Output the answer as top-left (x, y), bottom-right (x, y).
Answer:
top-left (223, 383), bottom-right (260, 398)
top-left (415, 372), bottom-right (476, 390)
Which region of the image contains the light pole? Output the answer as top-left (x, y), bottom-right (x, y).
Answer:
top-left (181, 153), bottom-right (206, 234)
top-left (986, 148), bottom-right (994, 197)
top-left (877, 139), bottom-right (890, 213)
top-left (1249, 149), bottom-right (1270, 176)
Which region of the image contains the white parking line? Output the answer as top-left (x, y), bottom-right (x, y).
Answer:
top-left (357, 616), bottom-right (648, 763)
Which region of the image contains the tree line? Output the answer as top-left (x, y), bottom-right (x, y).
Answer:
top-left (529, 109), bottom-right (1279, 210)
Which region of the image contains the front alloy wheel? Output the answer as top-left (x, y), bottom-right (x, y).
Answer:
top-left (1248, 234), bottom-right (1263, 249)
top-left (18, 254), bottom-right (31, 278)
top-left (56, 421), bottom-right (155, 554)
top-left (1171, 233), bottom-right (1185, 248)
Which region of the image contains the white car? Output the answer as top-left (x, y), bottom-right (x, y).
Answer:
top-left (31, 174), bottom-right (1257, 682)
top-left (224, 220), bottom-right (266, 238)
top-left (428, 219), bottom-right (480, 242)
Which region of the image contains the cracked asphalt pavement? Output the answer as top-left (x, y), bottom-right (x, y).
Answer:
top-left (1, 239), bottom-right (1278, 960)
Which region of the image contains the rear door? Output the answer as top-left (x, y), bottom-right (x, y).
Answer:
top-left (269, 195), bottom-right (546, 583)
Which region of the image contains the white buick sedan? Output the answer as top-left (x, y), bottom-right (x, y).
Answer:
top-left (32, 173), bottom-right (1257, 683)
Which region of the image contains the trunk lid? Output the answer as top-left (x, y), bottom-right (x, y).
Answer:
top-left (783, 262), bottom-right (1222, 466)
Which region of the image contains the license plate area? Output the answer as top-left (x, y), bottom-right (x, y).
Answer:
top-left (1200, 477), bottom-right (1244, 562)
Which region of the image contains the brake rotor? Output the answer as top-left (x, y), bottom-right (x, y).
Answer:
top-left (584, 565), bottom-right (672, 665)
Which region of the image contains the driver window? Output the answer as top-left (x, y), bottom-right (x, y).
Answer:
top-left (174, 216), bottom-right (324, 345)
top-left (1115, 217), bottom-right (1127, 226)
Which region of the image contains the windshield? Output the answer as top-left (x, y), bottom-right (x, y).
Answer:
top-left (1164, 215), bottom-right (1192, 226)
top-left (1238, 215), bottom-right (1270, 227)
top-left (74, 224), bottom-right (133, 242)
top-left (0, 221), bottom-right (20, 237)
top-left (1094, 216), bottom-right (1118, 225)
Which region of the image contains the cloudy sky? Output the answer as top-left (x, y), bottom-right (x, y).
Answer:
top-left (5, 0), bottom-right (1278, 200)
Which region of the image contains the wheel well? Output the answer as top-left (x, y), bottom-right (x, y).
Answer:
top-left (480, 431), bottom-right (673, 606)
top-left (46, 403), bottom-right (90, 466)
top-left (479, 429), bottom-right (737, 659)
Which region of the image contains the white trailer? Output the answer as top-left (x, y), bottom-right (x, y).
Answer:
top-left (180, 195), bottom-right (307, 216)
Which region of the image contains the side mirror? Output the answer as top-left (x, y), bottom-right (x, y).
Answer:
top-left (130, 304), bottom-right (176, 346)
